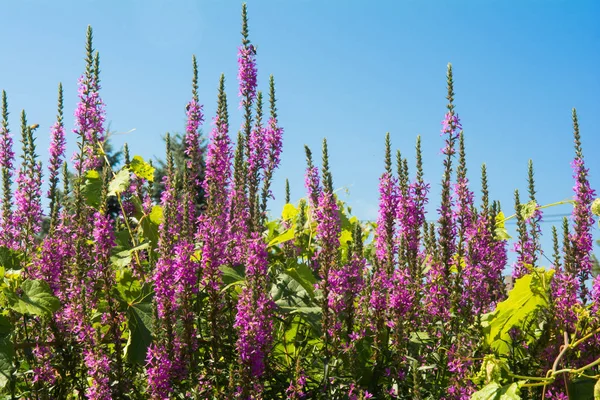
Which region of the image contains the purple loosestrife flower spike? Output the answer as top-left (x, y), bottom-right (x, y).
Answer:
top-left (73, 27), bottom-right (106, 171)
top-left (197, 75), bottom-right (233, 362)
top-left (184, 55), bottom-right (205, 192)
top-left (375, 133), bottom-right (397, 270)
top-left (304, 146), bottom-right (321, 212)
top-left (234, 234), bottom-right (274, 395)
top-left (512, 189), bottom-right (533, 279)
top-left (569, 109), bottom-right (596, 302)
top-left (0, 91), bottom-right (15, 247)
top-left (14, 113), bottom-right (43, 251)
top-left (48, 83), bottom-right (66, 227)
top-left (259, 76), bottom-right (284, 224)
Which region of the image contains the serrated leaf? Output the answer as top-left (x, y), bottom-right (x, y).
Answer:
top-left (284, 263), bottom-right (316, 298)
top-left (115, 268), bottom-right (143, 304)
top-left (482, 269), bottom-right (553, 355)
top-left (82, 170), bottom-right (102, 208)
top-left (6, 279), bottom-right (60, 317)
top-left (339, 229), bottom-right (352, 246)
top-left (130, 155), bottom-right (155, 182)
top-left (124, 287), bottom-right (154, 365)
top-left (108, 168), bottom-right (131, 196)
top-left (520, 200), bottom-right (537, 221)
top-left (282, 203), bottom-right (298, 221)
top-left (140, 206), bottom-right (163, 249)
top-left (471, 382), bottom-right (522, 400)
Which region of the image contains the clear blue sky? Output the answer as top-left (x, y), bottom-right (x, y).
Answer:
top-left (1, 0), bottom-right (599, 263)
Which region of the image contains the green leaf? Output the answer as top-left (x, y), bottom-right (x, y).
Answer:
top-left (6, 279), bottom-right (60, 317)
top-left (140, 206), bottom-right (163, 248)
top-left (567, 378), bottom-right (597, 400)
top-left (108, 168), bottom-right (131, 196)
top-left (281, 203), bottom-right (298, 221)
top-left (520, 200), bottom-right (537, 221)
top-left (284, 263), bottom-right (316, 298)
top-left (0, 316), bottom-right (11, 337)
top-left (130, 155), bottom-right (155, 182)
top-left (82, 170), bottom-right (102, 208)
top-left (0, 247), bottom-right (21, 271)
top-left (115, 268), bottom-right (143, 304)
top-left (148, 205), bottom-right (163, 225)
top-left (0, 336), bottom-right (14, 389)
top-left (125, 286), bottom-right (154, 365)
top-left (220, 264), bottom-right (246, 290)
top-left (271, 272), bottom-right (314, 309)
top-left (268, 227), bottom-right (295, 247)
top-left (471, 382), bottom-right (522, 400)
top-left (594, 377), bottom-right (600, 400)
top-left (494, 212), bottom-right (511, 240)
top-left (339, 229), bottom-right (353, 246)
top-left (481, 269), bottom-right (553, 355)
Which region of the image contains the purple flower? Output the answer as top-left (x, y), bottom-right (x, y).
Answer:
top-left (237, 44), bottom-right (258, 107)
top-left (375, 172), bottom-right (398, 264)
top-left (73, 74), bottom-right (105, 171)
top-left (13, 160), bottom-right (43, 248)
top-left (146, 343), bottom-right (174, 399)
top-left (47, 121), bottom-right (66, 197)
top-left (570, 156), bottom-right (596, 300)
top-left (235, 235), bottom-right (274, 381)
top-left (184, 98), bottom-right (204, 188)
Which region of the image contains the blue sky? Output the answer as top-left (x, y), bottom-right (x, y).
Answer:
top-left (1, 0), bottom-right (599, 263)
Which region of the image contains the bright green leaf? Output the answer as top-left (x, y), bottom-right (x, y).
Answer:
top-left (520, 200), bottom-right (537, 221)
top-left (268, 227), bottom-right (295, 247)
top-left (108, 169), bottom-right (131, 196)
top-left (6, 279), bottom-right (60, 317)
top-left (482, 269), bottom-right (553, 355)
top-left (82, 170), bottom-right (102, 208)
top-left (130, 155), bottom-right (155, 182)
top-left (125, 287), bottom-right (154, 365)
top-left (282, 203), bottom-right (298, 221)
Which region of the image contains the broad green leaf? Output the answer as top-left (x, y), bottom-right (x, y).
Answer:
top-left (6, 279), bottom-right (60, 317)
top-left (108, 168), bottom-right (131, 196)
top-left (268, 227), bottom-right (295, 247)
top-left (111, 242), bottom-right (150, 269)
top-left (594, 377), bottom-right (600, 400)
top-left (0, 316), bottom-right (11, 336)
top-left (519, 200), bottom-right (537, 221)
top-left (115, 268), bottom-right (143, 304)
top-left (567, 378), bottom-right (597, 400)
top-left (281, 203), bottom-right (298, 221)
top-left (284, 262), bottom-right (316, 298)
top-left (0, 336), bottom-right (14, 389)
top-left (498, 382), bottom-right (522, 399)
top-left (271, 272), bottom-right (313, 309)
top-left (140, 206), bottom-right (163, 248)
top-left (125, 286), bottom-right (154, 365)
top-left (471, 382), bottom-right (522, 400)
top-left (82, 170), bottom-right (102, 208)
top-left (148, 205), bottom-right (163, 225)
top-left (482, 269), bottom-right (553, 355)
top-left (339, 229), bottom-right (352, 246)
top-left (494, 212), bottom-right (512, 240)
top-left (221, 264), bottom-right (246, 287)
top-left (130, 155), bottom-right (155, 182)
top-left (0, 247), bottom-right (21, 271)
